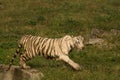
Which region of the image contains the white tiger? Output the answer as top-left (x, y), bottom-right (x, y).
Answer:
top-left (7, 35), bottom-right (84, 71)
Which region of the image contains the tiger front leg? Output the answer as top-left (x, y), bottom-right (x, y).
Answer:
top-left (59, 55), bottom-right (82, 71)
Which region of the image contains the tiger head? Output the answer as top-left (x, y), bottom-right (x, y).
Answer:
top-left (63, 35), bottom-right (84, 50)
top-left (73, 36), bottom-right (84, 50)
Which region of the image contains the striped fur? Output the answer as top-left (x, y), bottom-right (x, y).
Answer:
top-left (7, 35), bottom-right (84, 71)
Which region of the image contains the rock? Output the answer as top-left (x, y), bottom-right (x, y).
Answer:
top-left (85, 38), bottom-right (105, 45)
top-left (90, 28), bottom-right (104, 38)
top-left (0, 64), bottom-right (44, 80)
top-left (88, 38), bottom-right (105, 45)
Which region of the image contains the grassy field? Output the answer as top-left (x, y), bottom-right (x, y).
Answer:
top-left (0, 0), bottom-right (120, 80)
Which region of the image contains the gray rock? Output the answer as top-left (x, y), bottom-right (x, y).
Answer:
top-left (0, 64), bottom-right (44, 80)
top-left (85, 38), bottom-right (105, 45)
top-left (88, 38), bottom-right (104, 45)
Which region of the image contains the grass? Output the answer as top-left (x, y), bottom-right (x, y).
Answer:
top-left (0, 0), bottom-right (120, 80)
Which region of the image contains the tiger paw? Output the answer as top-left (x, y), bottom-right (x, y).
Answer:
top-left (20, 66), bottom-right (31, 70)
top-left (73, 64), bottom-right (82, 71)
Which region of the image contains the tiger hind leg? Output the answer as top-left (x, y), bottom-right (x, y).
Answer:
top-left (19, 55), bottom-right (31, 69)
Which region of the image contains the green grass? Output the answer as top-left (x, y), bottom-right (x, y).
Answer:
top-left (0, 0), bottom-right (120, 80)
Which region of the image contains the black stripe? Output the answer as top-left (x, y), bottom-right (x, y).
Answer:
top-left (32, 37), bottom-right (38, 54)
top-left (35, 37), bottom-right (41, 54)
top-left (26, 51), bottom-right (31, 59)
top-left (34, 37), bottom-right (40, 54)
top-left (41, 38), bottom-right (48, 48)
top-left (50, 39), bottom-right (54, 55)
top-left (21, 55), bottom-right (27, 62)
top-left (42, 46), bottom-right (46, 57)
top-left (46, 39), bottom-right (52, 56)
top-left (58, 38), bottom-right (63, 53)
top-left (37, 38), bottom-right (46, 55)
top-left (40, 38), bottom-right (48, 55)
